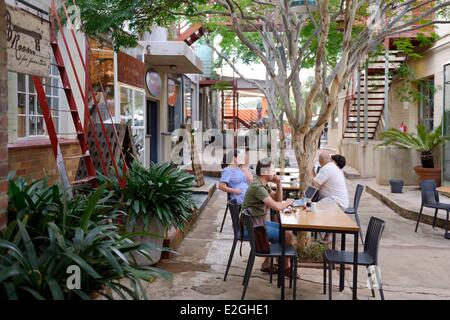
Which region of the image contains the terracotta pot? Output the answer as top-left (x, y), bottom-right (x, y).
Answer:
top-left (414, 166), bottom-right (441, 187)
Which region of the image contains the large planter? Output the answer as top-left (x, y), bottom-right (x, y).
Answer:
top-left (131, 217), bottom-right (166, 266)
top-left (414, 166), bottom-right (441, 187)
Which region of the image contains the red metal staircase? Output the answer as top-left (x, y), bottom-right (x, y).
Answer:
top-left (32, 0), bottom-right (127, 194)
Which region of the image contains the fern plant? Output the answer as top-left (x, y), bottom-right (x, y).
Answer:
top-left (379, 124), bottom-right (450, 168)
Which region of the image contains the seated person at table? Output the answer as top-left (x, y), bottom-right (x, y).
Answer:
top-left (312, 150), bottom-right (349, 209)
top-left (241, 158), bottom-right (294, 273)
top-left (312, 150), bottom-right (349, 243)
top-left (218, 150), bottom-right (251, 205)
top-left (331, 154), bottom-right (346, 170)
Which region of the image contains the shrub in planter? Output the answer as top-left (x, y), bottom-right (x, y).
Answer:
top-left (0, 177), bottom-right (169, 300)
top-left (297, 240), bottom-right (327, 263)
top-left (379, 124), bottom-right (450, 186)
top-left (102, 161), bottom-right (196, 265)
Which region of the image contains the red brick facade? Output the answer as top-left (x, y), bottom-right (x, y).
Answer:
top-left (0, 0), bottom-right (8, 230)
top-left (8, 139), bottom-right (82, 185)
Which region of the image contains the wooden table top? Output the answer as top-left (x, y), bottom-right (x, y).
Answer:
top-left (280, 201), bottom-right (360, 232)
top-left (436, 186), bottom-right (450, 194)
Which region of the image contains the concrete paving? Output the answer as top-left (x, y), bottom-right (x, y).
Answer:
top-left (362, 178), bottom-right (450, 230)
top-left (145, 179), bottom-right (450, 300)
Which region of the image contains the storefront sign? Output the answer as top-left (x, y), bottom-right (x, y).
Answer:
top-left (168, 79), bottom-right (177, 107)
top-left (146, 70), bottom-right (161, 98)
top-left (118, 51), bottom-right (145, 89)
top-left (6, 5), bottom-right (51, 77)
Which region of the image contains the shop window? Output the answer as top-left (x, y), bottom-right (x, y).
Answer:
top-left (168, 77), bottom-right (182, 132)
top-left (17, 58), bottom-right (59, 138)
top-left (184, 76), bottom-right (192, 124)
top-left (120, 86), bottom-right (145, 162)
top-left (89, 37), bottom-right (115, 118)
top-left (418, 77), bottom-right (434, 132)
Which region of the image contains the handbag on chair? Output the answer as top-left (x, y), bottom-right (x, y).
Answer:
top-left (241, 208), bottom-right (270, 254)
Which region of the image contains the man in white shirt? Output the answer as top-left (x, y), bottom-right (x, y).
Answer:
top-left (312, 150), bottom-right (349, 208)
top-left (311, 150), bottom-right (349, 243)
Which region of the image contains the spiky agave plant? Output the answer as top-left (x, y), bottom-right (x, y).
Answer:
top-left (379, 124), bottom-right (450, 168)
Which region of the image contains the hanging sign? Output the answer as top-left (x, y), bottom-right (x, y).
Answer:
top-left (145, 70), bottom-right (161, 98)
top-left (6, 5), bottom-right (51, 77)
top-left (168, 79), bottom-right (177, 107)
top-left (118, 51), bottom-right (145, 89)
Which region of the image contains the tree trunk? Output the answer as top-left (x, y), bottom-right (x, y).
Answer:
top-left (279, 126), bottom-right (286, 171)
top-left (293, 131), bottom-right (319, 194)
top-left (292, 130), bottom-right (320, 251)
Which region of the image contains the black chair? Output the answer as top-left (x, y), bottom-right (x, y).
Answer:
top-left (415, 180), bottom-right (450, 238)
top-left (323, 217), bottom-right (386, 300)
top-left (241, 210), bottom-right (298, 300)
top-left (345, 184), bottom-right (365, 244)
top-left (223, 200), bottom-right (247, 281)
top-left (220, 193), bottom-right (231, 233)
top-left (330, 184), bottom-right (365, 247)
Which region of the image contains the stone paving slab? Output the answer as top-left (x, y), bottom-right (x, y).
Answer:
top-left (362, 178), bottom-right (450, 230)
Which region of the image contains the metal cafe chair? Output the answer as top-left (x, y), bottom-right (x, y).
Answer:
top-left (323, 217), bottom-right (386, 300)
top-left (345, 184), bottom-right (365, 244)
top-left (223, 200), bottom-right (247, 281)
top-left (415, 179), bottom-right (450, 239)
top-left (219, 193), bottom-right (231, 233)
top-left (241, 210), bottom-right (298, 300)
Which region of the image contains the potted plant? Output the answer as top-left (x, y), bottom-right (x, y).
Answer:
top-left (106, 161), bottom-right (196, 266)
top-left (379, 124), bottom-right (450, 187)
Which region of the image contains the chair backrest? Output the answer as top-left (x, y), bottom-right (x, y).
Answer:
top-left (363, 217), bottom-right (386, 265)
top-left (228, 200), bottom-right (241, 238)
top-left (420, 179), bottom-right (439, 205)
top-left (242, 209), bottom-right (257, 252)
top-left (227, 192), bottom-right (231, 201)
top-left (353, 184), bottom-right (364, 211)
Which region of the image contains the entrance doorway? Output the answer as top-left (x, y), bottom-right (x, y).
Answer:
top-left (147, 100), bottom-right (159, 163)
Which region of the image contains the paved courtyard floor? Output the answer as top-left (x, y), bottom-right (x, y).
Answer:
top-left (146, 179), bottom-right (450, 300)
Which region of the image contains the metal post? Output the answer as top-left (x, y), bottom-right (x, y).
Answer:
top-left (221, 89), bottom-right (225, 131)
top-left (364, 62), bottom-right (369, 143)
top-left (237, 90), bottom-right (239, 128)
top-left (233, 80), bottom-right (237, 149)
top-left (356, 69), bottom-right (361, 142)
top-left (384, 49), bottom-right (390, 130)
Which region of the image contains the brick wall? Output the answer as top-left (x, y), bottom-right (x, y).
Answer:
top-left (0, 0), bottom-right (8, 230)
top-left (8, 140), bottom-right (82, 185)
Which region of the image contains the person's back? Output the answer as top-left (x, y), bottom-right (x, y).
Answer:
top-left (314, 161), bottom-right (349, 208)
top-left (221, 166), bottom-right (249, 205)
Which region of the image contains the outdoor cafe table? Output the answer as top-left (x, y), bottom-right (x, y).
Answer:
top-left (279, 201), bottom-right (360, 300)
top-left (436, 186), bottom-right (450, 195)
